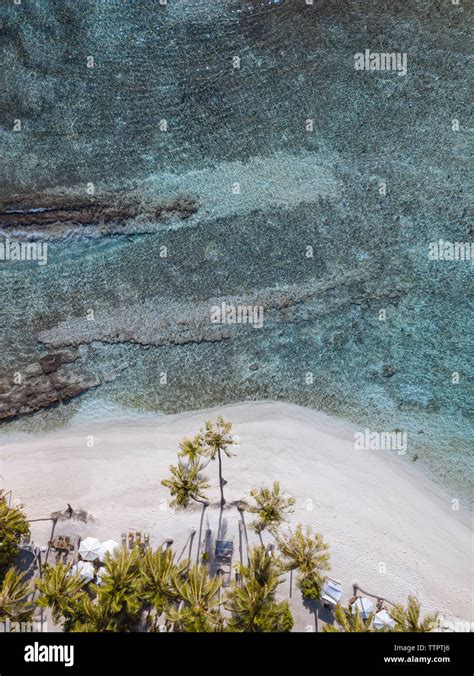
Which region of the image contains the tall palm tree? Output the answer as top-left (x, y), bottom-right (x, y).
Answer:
top-left (168, 564), bottom-right (223, 632)
top-left (242, 546), bottom-right (280, 587)
top-left (178, 434), bottom-right (206, 464)
top-left (324, 604), bottom-right (375, 632)
top-left (390, 594), bottom-right (439, 632)
top-left (70, 595), bottom-right (113, 632)
top-left (201, 417), bottom-right (236, 506)
top-left (161, 461), bottom-right (210, 508)
top-left (246, 482), bottom-right (295, 542)
top-left (0, 568), bottom-right (34, 622)
top-left (139, 547), bottom-right (187, 629)
top-left (276, 524), bottom-right (330, 601)
top-left (225, 547), bottom-right (293, 632)
top-left (0, 501), bottom-right (30, 574)
top-left (36, 563), bottom-right (85, 629)
top-left (95, 547), bottom-right (143, 631)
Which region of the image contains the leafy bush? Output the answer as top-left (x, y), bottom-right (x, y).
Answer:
top-left (0, 500), bottom-right (30, 579)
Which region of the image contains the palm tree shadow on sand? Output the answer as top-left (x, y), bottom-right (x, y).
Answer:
top-left (302, 597), bottom-right (335, 632)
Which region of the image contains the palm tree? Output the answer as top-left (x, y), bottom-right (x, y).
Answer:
top-left (0, 500), bottom-right (30, 575)
top-left (139, 547), bottom-right (187, 629)
top-left (276, 524), bottom-right (330, 601)
top-left (324, 604), bottom-right (375, 632)
top-left (168, 564), bottom-right (223, 632)
top-left (95, 547), bottom-right (143, 631)
top-left (225, 547), bottom-right (293, 632)
top-left (161, 461), bottom-right (210, 508)
top-left (225, 579), bottom-right (293, 632)
top-left (36, 563), bottom-right (85, 629)
top-left (390, 594), bottom-right (439, 632)
top-left (71, 596), bottom-right (113, 632)
top-left (178, 434), bottom-right (206, 464)
top-left (201, 417), bottom-right (236, 507)
top-left (0, 568), bottom-right (34, 622)
top-left (242, 546), bottom-right (280, 586)
top-left (246, 482), bottom-right (295, 542)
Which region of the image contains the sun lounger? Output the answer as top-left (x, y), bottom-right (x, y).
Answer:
top-left (215, 540), bottom-right (233, 563)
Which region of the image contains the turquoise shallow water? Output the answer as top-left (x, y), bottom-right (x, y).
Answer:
top-left (0, 1), bottom-right (472, 505)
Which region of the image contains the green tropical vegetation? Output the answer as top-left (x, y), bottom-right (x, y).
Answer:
top-left (0, 500), bottom-right (30, 578)
top-left (390, 594), bottom-right (439, 632)
top-left (276, 524), bottom-right (330, 601)
top-left (246, 481), bottom-right (295, 542)
top-left (200, 416), bottom-right (237, 506)
top-left (161, 461), bottom-right (210, 508)
top-left (225, 546), bottom-right (293, 632)
top-left (323, 603), bottom-right (375, 632)
top-left (0, 568), bottom-right (35, 622)
top-left (324, 595), bottom-right (439, 633)
top-left (35, 563), bottom-right (86, 630)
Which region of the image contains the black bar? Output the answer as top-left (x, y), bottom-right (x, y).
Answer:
top-left (0, 632), bottom-right (471, 675)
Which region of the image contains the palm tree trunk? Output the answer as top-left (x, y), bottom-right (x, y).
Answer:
top-left (217, 450), bottom-right (225, 506)
top-left (239, 508), bottom-right (250, 564)
top-left (187, 530), bottom-right (196, 565)
top-left (196, 503), bottom-right (207, 564)
top-left (238, 521), bottom-right (243, 566)
top-left (45, 517), bottom-right (58, 565)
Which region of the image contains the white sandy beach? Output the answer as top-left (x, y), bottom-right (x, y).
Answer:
top-left (0, 401), bottom-right (472, 630)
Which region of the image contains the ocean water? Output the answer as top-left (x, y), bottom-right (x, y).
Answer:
top-left (0, 1), bottom-right (472, 505)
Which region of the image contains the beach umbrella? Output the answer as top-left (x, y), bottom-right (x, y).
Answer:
top-left (373, 609), bottom-right (396, 630)
top-left (70, 561), bottom-right (95, 584)
top-left (79, 536), bottom-right (102, 562)
top-left (99, 539), bottom-right (119, 560)
top-left (321, 579), bottom-right (343, 606)
top-left (352, 597), bottom-right (374, 619)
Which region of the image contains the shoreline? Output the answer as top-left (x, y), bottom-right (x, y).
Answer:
top-left (1, 400), bottom-right (472, 627)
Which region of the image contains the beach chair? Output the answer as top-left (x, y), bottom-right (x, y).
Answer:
top-left (215, 540), bottom-right (234, 587)
top-left (321, 577), bottom-right (344, 608)
top-left (215, 540), bottom-right (233, 563)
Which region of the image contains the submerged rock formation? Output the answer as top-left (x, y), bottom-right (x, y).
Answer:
top-left (37, 270), bottom-right (405, 350)
top-left (0, 192), bottom-right (198, 240)
top-left (0, 351), bottom-right (123, 421)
